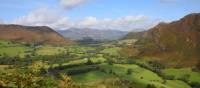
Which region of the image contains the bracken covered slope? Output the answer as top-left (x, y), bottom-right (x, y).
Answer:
top-left (0, 24), bottom-right (73, 45)
top-left (124, 13), bottom-right (200, 67)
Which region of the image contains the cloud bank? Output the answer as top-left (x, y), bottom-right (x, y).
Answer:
top-left (11, 7), bottom-right (156, 31)
top-left (76, 15), bottom-right (150, 30)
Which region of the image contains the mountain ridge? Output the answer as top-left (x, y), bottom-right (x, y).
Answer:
top-left (0, 24), bottom-right (73, 45)
top-left (58, 28), bottom-right (128, 40)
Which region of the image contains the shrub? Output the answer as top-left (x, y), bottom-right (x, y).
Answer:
top-left (107, 59), bottom-right (114, 65)
top-left (163, 75), bottom-right (175, 80)
top-left (146, 84), bottom-right (156, 88)
top-left (178, 74), bottom-right (190, 83)
top-left (66, 66), bottom-right (97, 75)
top-left (85, 59), bottom-right (93, 65)
top-left (148, 61), bottom-right (165, 73)
top-left (190, 82), bottom-right (200, 88)
top-left (55, 74), bottom-right (80, 88)
top-left (109, 69), bottom-right (113, 74)
top-left (126, 69), bottom-right (133, 75)
top-left (28, 61), bottom-right (48, 74)
top-left (160, 86), bottom-right (166, 88)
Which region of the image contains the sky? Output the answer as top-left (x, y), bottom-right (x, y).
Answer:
top-left (0, 0), bottom-right (200, 31)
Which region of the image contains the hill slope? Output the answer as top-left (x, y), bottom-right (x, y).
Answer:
top-left (58, 28), bottom-right (128, 40)
top-left (124, 13), bottom-right (200, 67)
top-left (0, 24), bottom-right (73, 45)
top-left (122, 31), bottom-right (147, 40)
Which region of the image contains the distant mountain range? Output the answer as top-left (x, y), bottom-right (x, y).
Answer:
top-left (58, 28), bottom-right (128, 40)
top-left (0, 24), bottom-right (73, 45)
top-left (123, 13), bottom-right (200, 67)
top-left (0, 25), bottom-right (128, 45)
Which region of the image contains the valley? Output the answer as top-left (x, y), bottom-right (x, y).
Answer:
top-left (0, 38), bottom-right (200, 88)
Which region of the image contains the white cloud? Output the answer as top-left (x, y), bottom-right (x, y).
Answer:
top-left (59, 0), bottom-right (92, 10)
top-left (78, 16), bottom-right (99, 26)
top-left (12, 8), bottom-right (158, 31)
top-left (75, 15), bottom-right (150, 31)
top-left (12, 8), bottom-right (71, 30)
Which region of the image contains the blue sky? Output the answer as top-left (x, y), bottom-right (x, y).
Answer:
top-left (67, 0), bottom-right (200, 20)
top-left (0, 0), bottom-right (200, 31)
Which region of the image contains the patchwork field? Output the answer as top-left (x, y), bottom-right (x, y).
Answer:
top-left (0, 40), bottom-right (199, 88)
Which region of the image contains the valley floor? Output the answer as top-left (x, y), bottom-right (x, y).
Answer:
top-left (0, 40), bottom-right (200, 88)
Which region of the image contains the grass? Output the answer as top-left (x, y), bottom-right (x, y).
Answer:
top-left (163, 68), bottom-right (200, 83)
top-left (66, 46), bottom-right (95, 54)
top-left (99, 64), bottom-right (164, 87)
top-left (0, 46), bottom-right (32, 57)
top-left (72, 71), bottom-right (115, 84)
top-left (36, 45), bottom-right (66, 55)
top-left (51, 56), bottom-right (106, 69)
top-left (68, 63), bottom-right (192, 88)
top-left (165, 80), bottom-right (191, 88)
top-left (90, 57), bottom-right (106, 63)
top-left (101, 47), bottom-right (120, 55)
top-left (0, 40), bottom-right (32, 57)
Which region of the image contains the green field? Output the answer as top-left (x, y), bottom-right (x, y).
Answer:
top-left (101, 47), bottom-right (120, 55)
top-left (0, 47), bottom-right (30, 56)
top-left (36, 45), bottom-right (66, 55)
top-left (72, 71), bottom-right (115, 84)
top-left (166, 80), bottom-right (191, 88)
top-left (0, 40), bottom-right (199, 88)
top-left (64, 63), bottom-right (192, 88)
top-left (163, 68), bottom-right (200, 83)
